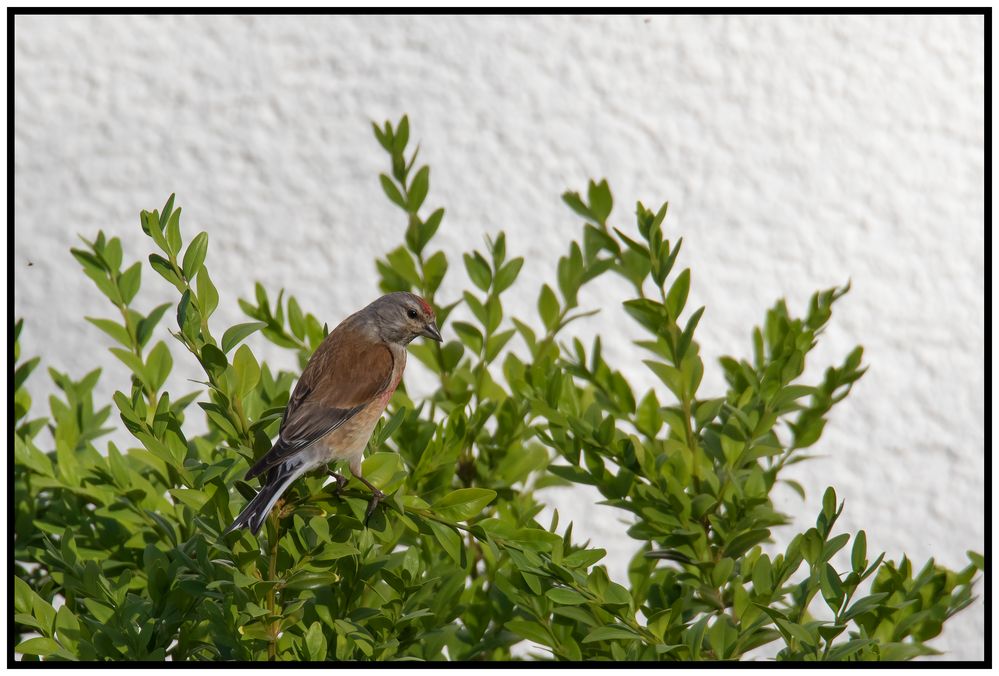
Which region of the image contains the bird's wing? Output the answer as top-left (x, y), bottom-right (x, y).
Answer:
top-left (245, 330), bottom-right (395, 480)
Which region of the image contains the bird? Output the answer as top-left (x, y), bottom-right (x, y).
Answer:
top-left (223, 291), bottom-right (442, 536)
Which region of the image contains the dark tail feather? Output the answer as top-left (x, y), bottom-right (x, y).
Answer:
top-left (244, 438), bottom-right (292, 481)
top-left (223, 463), bottom-right (304, 536)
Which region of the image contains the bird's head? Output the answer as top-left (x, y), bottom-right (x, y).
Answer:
top-left (365, 292), bottom-right (442, 346)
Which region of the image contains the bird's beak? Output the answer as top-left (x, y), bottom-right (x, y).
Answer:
top-left (420, 321), bottom-right (443, 342)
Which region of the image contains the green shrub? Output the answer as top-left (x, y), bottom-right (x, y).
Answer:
top-left (13, 116), bottom-right (983, 662)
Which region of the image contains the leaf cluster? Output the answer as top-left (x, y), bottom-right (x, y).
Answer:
top-left (12, 117), bottom-right (982, 662)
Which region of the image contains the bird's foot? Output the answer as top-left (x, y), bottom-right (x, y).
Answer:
top-left (364, 487), bottom-right (386, 525)
top-left (328, 471), bottom-right (348, 496)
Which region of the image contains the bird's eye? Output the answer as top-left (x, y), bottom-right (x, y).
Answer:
top-left (407, 308), bottom-right (418, 319)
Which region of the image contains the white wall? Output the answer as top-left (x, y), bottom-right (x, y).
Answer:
top-left (13, 14), bottom-right (985, 660)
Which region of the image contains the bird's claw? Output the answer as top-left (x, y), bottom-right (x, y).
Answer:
top-left (329, 471), bottom-right (348, 496)
top-left (364, 488), bottom-right (386, 525)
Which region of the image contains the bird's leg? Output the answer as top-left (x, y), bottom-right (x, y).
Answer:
top-left (350, 462), bottom-right (385, 523)
top-left (327, 470), bottom-right (348, 496)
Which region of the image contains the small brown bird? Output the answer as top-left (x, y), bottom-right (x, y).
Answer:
top-left (224, 292), bottom-right (442, 535)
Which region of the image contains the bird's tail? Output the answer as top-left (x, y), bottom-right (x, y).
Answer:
top-left (223, 461), bottom-right (307, 536)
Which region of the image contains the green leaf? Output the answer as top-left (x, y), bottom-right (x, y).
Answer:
top-left (712, 557), bottom-right (735, 586)
top-left (141, 209), bottom-right (169, 252)
top-left (506, 619), bottom-right (554, 647)
top-left (110, 347), bottom-right (148, 386)
top-left (583, 223), bottom-right (620, 259)
top-left (452, 321), bottom-right (483, 353)
top-left (622, 298), bottom-right (667, 335)
top-left (485, 328), bottom-right (516, 362)
top-left (841, 592), bottom-right (890, 621)
top-left (432, 488), bottom-right (496, 521)
top-left (878, 642), bottom-right (941, 661)
top-left (165, 209), bottom-right (183, 256)
top-left (771, 384), bottom-right (816, 409)
top-left (644, 360), bottom-right (684, 400)
top-left (822, 533), bottom-right (850, 562)
top-left (538, 284), bottom-right (559, 331)
top-left (723, 528), bottom-right (771, 559)
top-left (827, 638), bottom-right (876, 661)
top-left (85, 318), bottom-right (131, 348)
top-left (675, 306), bottom-right (705, 361)
top-left (182, 232), bottom-right (209, 280)
top-left (563, 549), bottom-right (606, 568)
top-left (287, 297), bottom-right (305, 340)
top-left (664, 268), bottom-right (690, 320)
top-left (440, 340), bottom-right (464, 372)
top-left (201, 344), bottom-right (228, 380)
top-left (221, 321), bottom-right (267, 354)
top-left (784, 478), bottom-right (806, 500)
top-left (485, 296), bottom-right (503, 334)
top-left (168, 488), bottom-right (208, 510)
top-left (851, 530), bottom-right (867, 573)
top-left (708, 616), bottom-right (738, 660)
top-left (423, 251), bottom-right (448, 293)
top-left (494, 257), bottom-right (524, 294)
top-left (15, 436), bottom-right (54, 477)
top-left (752, 555), bottom-right (773, 596)
top-left (820, 563), bottom-right (845, 611)
top-left (373, 406), bottom-right (407, 447)
top-left (791, 415), bottom-right (827, 449)
top-left (15, 613), bottom-right (45, 633)
top-left (463, 291), bottom-right (487, 325)
top-left (232, 344), bottom-right (260, 398)
top-left (102, 237), bottom-right (123, 271)
top-left (197, 267), bottom-right (219, 320)
top-left (117, 262), bottom-right (142, 305)
top-left (379, 174), bottom-right (406, 209)
top-left (968, 550), bottom-right (984, 571)
top-left (136, 303), bottom-right (171, 348)
top-left (14, 578), bottom-right (32, 616)
top-left (587, 179), bottom-right (613, 224)
top-left (602, 582), bottom-right (631, 607)
top-left (176, 289), bottom-right (199, 338)
top-left (407, 166), bottom-right (430, 212)
top-left (427, 519), bottom-right (463, 565)
top-left (160, 194), bottom-right (176, 231)
top-left (463, 252), bottom-right (492, 291)
top-left (818, 624), bottom-right (846, 642)
top-left (360, 452), bottom-right (404, 488)
top-left (372, 121), bottom-right (391, 151)
top-left (775, 617), bottom-right (816, 647)
top-left (419, 208), bottom-right (445, 250)
top-left (562, 191), bottom-right (595, 222)
top-left (490, 231), bottom-right (507, 264)
top-left (15, 637), bottom-right (63, 657)
top-left (822, 486), bottom-right (837, 521)
top-left (304, 620), bottom-right (328, 661)
top-left (71, 247), bottom-right (105, 275)
top-left (149, 253), bottom-right (182, 290)
top-left (384, 246), bottom-right (421, 289)
top-left (314, 541), bottom-right (361, 563)
top-left (393, 114), bottom-right (410, 154)
top-left (145, 341), bottom-right (173, 391)
top-left (582, 625), bottom-right (640, 643)
top-left (546, 588), bottom-right (588, 605)
top-left (694, 397), bottom-right (725, 429)
top-left (557, 243), bottom-right (584, 305)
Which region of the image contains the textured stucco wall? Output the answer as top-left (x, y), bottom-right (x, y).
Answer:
top-left (13, 15), bottom-right (985, 660)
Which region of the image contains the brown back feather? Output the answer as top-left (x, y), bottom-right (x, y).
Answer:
top-left (245, 321), bottom-right (395, 479)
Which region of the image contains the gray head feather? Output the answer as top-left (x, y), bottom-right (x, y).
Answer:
top-left (358, 292), bottom-right (440, 345)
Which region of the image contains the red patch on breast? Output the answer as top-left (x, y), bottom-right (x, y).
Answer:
top-left (378, 377), bottom-right (402, 406)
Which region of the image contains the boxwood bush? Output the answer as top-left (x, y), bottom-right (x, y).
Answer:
top-left (12, 116), bottom-right (983, 662)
